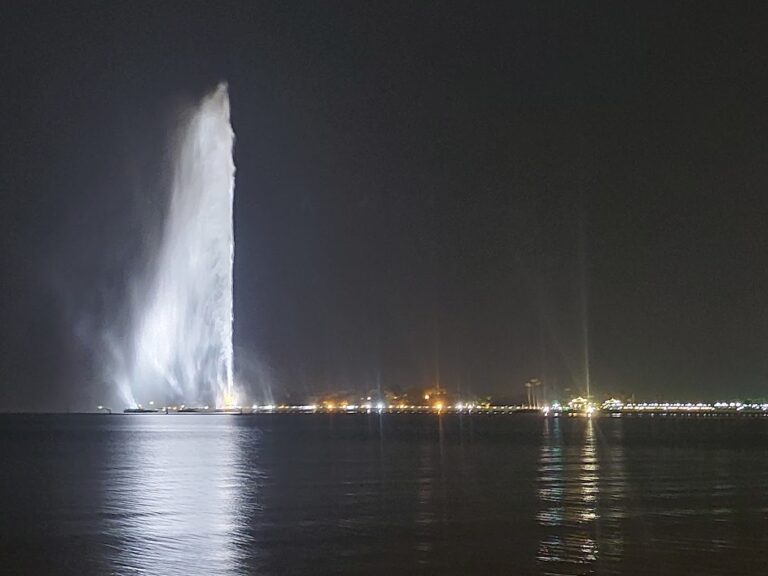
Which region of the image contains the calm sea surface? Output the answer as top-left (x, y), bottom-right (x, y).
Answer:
top-left (1, 414), bottom-right (768, 575)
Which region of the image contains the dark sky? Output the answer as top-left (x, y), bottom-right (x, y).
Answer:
top-left (2, 1), bottom-right (768, 410)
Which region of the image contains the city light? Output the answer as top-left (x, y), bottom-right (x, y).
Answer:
top-left (114, 395), bottom-right (768, 417)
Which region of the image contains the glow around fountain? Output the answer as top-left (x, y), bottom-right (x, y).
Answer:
top-left (113, 83), bottom-right (237, 408)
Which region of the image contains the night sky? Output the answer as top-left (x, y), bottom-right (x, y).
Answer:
top-left (2, 1), bottom-right (768, 410)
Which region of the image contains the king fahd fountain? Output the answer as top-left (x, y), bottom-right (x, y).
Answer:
top-left (113, 83), bottom-right (238, 410)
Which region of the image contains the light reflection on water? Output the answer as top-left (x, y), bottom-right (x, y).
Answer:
top-left (3, 414), bottom-right (768, 575)
top-left (537, 417), bottom-right (626, 574)
top-left (103, 417), bottom-right (259, 575)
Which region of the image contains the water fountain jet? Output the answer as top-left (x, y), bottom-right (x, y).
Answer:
top-left (113, 83), bottom-right (237, 408)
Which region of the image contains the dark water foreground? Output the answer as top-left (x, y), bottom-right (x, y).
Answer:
top-left (1, 414), bottom-right (767, 575)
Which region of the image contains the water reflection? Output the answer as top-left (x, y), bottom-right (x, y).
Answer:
top-left (537, 417), bottom-right (626, 574)
top-left (102, 417), bottom-right (258, 575)
top-left (413, 416), bottom-right (447, 563)
top-left (599, 418), bottom-right (626, 567)
top-left (7, 414), bottom-right (768, 575)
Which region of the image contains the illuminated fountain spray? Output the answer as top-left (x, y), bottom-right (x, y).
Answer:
top-left (117, 83), bottom-right (237, 408)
